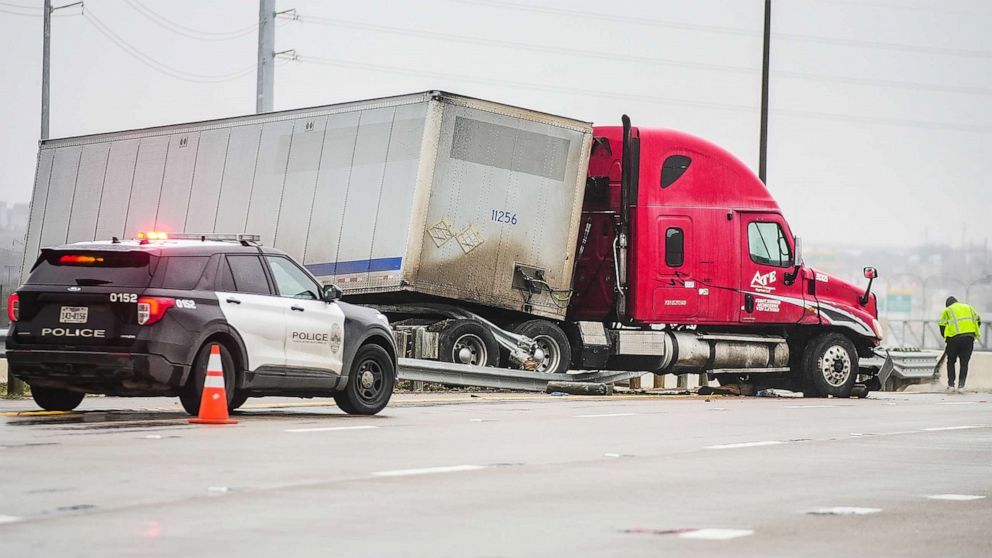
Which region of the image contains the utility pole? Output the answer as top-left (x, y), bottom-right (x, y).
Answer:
top-left (758, 0), bottom-right (771, 184)
top-left (256, 0), bottom-right (275, 113)
top-left (41, 0), bottom-right (51, 140)
top-left (41, 1), bottom-right (83, 141)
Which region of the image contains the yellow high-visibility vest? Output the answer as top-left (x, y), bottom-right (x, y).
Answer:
top-left (939, 302), bottom-right (982, 340)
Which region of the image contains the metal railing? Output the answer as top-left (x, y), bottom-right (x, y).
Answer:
top-left (884, 320), bottom-right (989, 351)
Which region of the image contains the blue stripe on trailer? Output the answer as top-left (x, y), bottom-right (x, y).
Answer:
top-left (305, 257), bottom-right (403, 276)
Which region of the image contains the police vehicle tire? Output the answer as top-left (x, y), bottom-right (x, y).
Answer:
top-left (230, 393), bottom-right (249, 411)
top-left (513, 320), bottom-right (571, 375)
top-left (438, 319), bottom-right (499, 368)
top-left (802, 332), bottom-right (858, 398)
top-left (334, 344), bottom-right (395, 415)
top-left (31, 387), bottom-right (85, 412)
top-left (179, 342), bottom-right (238, 416)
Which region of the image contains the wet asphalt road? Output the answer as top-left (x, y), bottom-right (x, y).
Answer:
top-left (1, 390), bottom-right (990, 557)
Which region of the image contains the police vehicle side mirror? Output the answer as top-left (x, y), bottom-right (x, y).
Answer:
top-left (322, 284), bottom-right (343, 302)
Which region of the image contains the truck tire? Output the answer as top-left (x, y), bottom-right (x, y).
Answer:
top-left (802, 333), bottom-right (858, 398)
top-left (31, 387), bottom-right (85, 412)
top-left (438, 319), bottom-right (499, 367)
top-left (334, 344), bottom-right (395, 415)
top-left (513, 320), bottom-right (571, 375)
top-left (179, 342), bottom-right (238, 416)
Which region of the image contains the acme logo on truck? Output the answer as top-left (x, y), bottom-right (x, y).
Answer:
top-left (750, 271), bottom-right (777, 294)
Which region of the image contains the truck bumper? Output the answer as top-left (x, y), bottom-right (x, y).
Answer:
top-left (7, 350), bottom-right (188, 396)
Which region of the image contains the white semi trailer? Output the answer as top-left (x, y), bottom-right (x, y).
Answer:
top-left (23, 91), bottom-right (592, 373)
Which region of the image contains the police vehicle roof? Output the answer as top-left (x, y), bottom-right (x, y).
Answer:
top-left (43, 239), bottom-right (285, 257)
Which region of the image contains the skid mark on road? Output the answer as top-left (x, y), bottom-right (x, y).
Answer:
top-left (372, 465), bottom-right (487, 477)
top-left (285, 425), bottom-right (379, 433)
top-left (807, 507), bottom-right (881, 515)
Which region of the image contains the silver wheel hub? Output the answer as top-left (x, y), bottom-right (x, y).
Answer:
top-left (360, 369), bottom-right (376, 389)
top-left (819, 345), bottom-right (852, 387)
top-left (454, 334), bottom-right (487, 365)
top-left (532, 335), bottom-right (561, 373)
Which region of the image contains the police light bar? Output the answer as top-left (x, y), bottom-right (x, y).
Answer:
top-left (135, 232), bottom-right (261, 243)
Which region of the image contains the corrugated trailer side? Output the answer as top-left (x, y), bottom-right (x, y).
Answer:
top-left (21, 92), bottom-right (435, 284)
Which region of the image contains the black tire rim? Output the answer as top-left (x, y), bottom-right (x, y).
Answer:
top-left (355, 358), bottom-right (385, 404)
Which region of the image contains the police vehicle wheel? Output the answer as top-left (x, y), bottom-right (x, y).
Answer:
top-left (438, 319), bottom-right (499, 367)
top-left (513, 320), bottom-right (571, 375)
top-left (802, 333), bottom-right (858, 398)
top-left (334, 344), bottom-right (394, 415)
top-left (230, 393), bottom-right (249, 411)
top-left (31, 387), bottom-right (85, 412)
top-left (179, 342), bottom-right (238, 416)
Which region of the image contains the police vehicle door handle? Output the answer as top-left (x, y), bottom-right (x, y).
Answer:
top-left (226, 297), bottom-right (241, 305)
top-left (291, 305), bottom-right (305, 312)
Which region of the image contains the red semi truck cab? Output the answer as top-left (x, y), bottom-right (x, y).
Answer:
top-left (569, 120), bottom-right (881, 394)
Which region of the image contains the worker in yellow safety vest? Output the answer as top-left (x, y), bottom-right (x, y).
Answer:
top-left (938, 296), bottom-right (982, 391)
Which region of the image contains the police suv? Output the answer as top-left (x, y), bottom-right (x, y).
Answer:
top-left (6, 233), bottom-right (397, 415)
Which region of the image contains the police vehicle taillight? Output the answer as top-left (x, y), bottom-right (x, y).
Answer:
top-left (137, 297), bottom-right (174, 326)
top-left (7, 293), bottom-right (18, 322)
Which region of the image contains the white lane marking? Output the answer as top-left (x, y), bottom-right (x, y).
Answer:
top-left (928, 494), bottom-right (986, 501)
top-left (0, 515), bottom-right (22, 525)
top-left (938, 401), bottom-right (979, 405)
top-left (807, 507), bottom-right (881, 516)
top-left (285, 425), bottom-right (379, 433)
top-left (372, 465), bottom-right (487, 477)
top-left (574, 413), bottom-right (639, 418)
top-left (923, 425), bottom-right (981, 432)
top-left (679, 528), bottom-right (754, 540)
top-left (706, 440), bottom-right (785, 450)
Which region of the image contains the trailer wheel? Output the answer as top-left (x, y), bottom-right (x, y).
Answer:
top-left (438, 319), bottom-right (499, 367)
top-left (31, 387), bottom-right (85, 412)
top-left (802, 333), bottom-right (858, 398)
top-left (513, 320), bottom-right (571, 375)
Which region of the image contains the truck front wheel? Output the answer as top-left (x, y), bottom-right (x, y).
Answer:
top-left (802, 333), bottom-right (858, 398)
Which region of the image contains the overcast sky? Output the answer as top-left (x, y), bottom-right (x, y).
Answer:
top-left (0, 0), bottom-right (989, 249)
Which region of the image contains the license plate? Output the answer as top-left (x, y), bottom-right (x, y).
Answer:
top-left (60, 306), bottom-right (88, 324)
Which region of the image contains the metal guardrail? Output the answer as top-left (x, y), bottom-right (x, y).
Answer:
top-left (397, 358), bottom-right (645, 392)
top-left (885, 320), bottom-right (989, 351)
top-left (872, 348), bottom-right (942, 390)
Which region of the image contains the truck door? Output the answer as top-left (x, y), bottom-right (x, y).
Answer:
top-left (650, 216), bottom-right (700, 320)
top-left (739, 214), bottom-right (805, 324)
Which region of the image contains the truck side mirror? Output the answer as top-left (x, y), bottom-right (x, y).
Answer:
top-left (784, 235), bottom-right (803, 286)
top-left (322, 284), bottom-right (343, 302)
top-left (864, 267), bottom-right (878, 279)
top-left (860, 267), bottom-right (877, 306)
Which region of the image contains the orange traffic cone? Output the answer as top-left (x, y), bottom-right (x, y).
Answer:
top-left (189, 345), bottom-right (238, 425)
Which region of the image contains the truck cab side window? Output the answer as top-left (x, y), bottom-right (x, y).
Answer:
top-left (226, 255), bottom-right (272, 295)
top-left (665, 227), bottom-right (684, 267)
top-left (748, 222), bottom-right (793, 267)
top-left (661, 155), bottom-right (691, 188)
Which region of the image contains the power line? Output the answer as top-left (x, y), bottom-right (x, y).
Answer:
top-left (0, 7), bottom-right (39, 16)
top-left (84, 9), bottom-right (256, 83)
top-left (459, 0), bottom-right (992, 59)
top-left (298, 14), bottom-right (757, 75)
top-left (293, 54), bottom-right (992, 134)
top-left (455, 0), bottom-right (758, 37)
top-left (298, 14), bottom-right (992, 97)
top-left (123, 0), bottom-right (260, 41)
